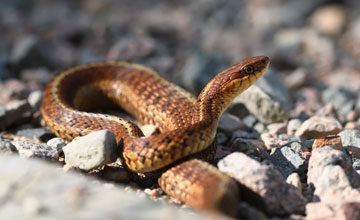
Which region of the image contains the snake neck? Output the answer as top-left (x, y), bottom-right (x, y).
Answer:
top-left (192, 76), bottom-right (235, 127)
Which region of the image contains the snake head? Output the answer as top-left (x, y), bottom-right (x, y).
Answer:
top-left (227, 56), bottom-right (270, 85)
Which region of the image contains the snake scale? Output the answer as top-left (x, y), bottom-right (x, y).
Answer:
top-left (41, 56), bottom-right (270, 216)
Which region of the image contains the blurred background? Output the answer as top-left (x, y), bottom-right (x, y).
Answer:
top-left (0, 0), bottom-right (360, 118)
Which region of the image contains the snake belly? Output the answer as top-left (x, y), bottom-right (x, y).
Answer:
top-left (41, 56), bottom-right (270, 216)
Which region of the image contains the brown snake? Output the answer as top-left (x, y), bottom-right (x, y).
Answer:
top-left (41, 56), bottom-right (270, 216)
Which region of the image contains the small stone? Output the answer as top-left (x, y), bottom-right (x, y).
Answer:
top-left (268, 122), bottom-right (287, 137)
top-left (242, 115), bottom-right (257, 128)
top-left (321, 88), bottom-right (356, 119)
top-left (140, 124), bottom-right (158, 137)
top-left (308, 147), bottom-right (360, 201)
top-left (260, 132), bottom-right (282, 149)
top-left (344, 122), bottom-right (360, 130)
top-left (0, 138), bottom-right (18, 155)
top-left (0, 100), bottom-right (32, 130)
top-left (218, 152), bottom-right (306, 216)
top-left (254, 122), bottom-right (265, 133)
top-left (17, 128), bottom-right (55, 142)
top-left (352, 159), bottom-right (360, 171)
top-left (287, 118), bottom-right (302, 135)
top-left (338, 130), bottom-right (360, 159)
top-left (229, 138), bottom-right (268, 160)
top-left (182, 53), bottom-right (229, 94)
top-left (10, 35), bottom-right (53, 71)
top-left (63, 130), bottom-right (118, 171)
top-left (285, 141), bottom-right (309, 154)
top-left (286, 173), bottom-right (303, 194)
top-left (27, 90), bottom-right (43, 112)
top-left (302, 152), bottom-right (312, 160)
top-left (269, 146), bottom-right (307, 179)
top-left (13, 140), bottom-right (59, 160)
top-left (107, 36), bottom-right (156, 61)
top-left (0, 79), bottom-right (29, 104)
top-left (237, 202), bottom-right (266, 220)
top-left (216, 132), bottom-right (228, 145)
top-left (312, 135), bottom-right (343, 151)
top-left (295, 116), bottom-right (343, 139)
top-left (233, 84), bottom-right (290, 124)
top-left (218, 113), bottom-right (245, 134)
top-left (310, 5), bottom-right (346, 35)
top-left (46, 138), bottom-right (66, 153)
top-left (101, 166), bottom-right (130, 183)
top-left (346, 110), bottom-right (358, 122)
top-left (284, 68), bottom-right (309, 89)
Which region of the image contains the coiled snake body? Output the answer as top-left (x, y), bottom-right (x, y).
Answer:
top-left (42, 56), bottom-right (270, 216)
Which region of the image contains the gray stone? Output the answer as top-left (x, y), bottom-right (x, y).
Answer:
top-left (63, 130), bottom-right (118, 171)
top-left (13, 140), bottom-right (59, 161)
top-left (46, 138), bottom-right (66, 154)
top-left (287, 118), bottom-right (302, 135)
top-left (242, 115), bottom-right (257, 128)
top-left (339, 129), bottom-right (360, 151)
top-left (270, 146), bottom-right (307, 179)
top-left (352, 159), bottom-right (360, 171)
top-left (308, 146), bottom-right (360, 197)
top-left (27, 90), bottom-right (43, 112)
top-left (10, 35), bottom-right (53, 70)
top-left (229, 138), bottom-right (268, 160)
top-left (218, 152), bottom-right (306, 216)
top-left (218, 113), bottom-right (244, 134)
top-left (182, 52), bottom-right (229, 94)
top-left (0, 156), bottom-right (219, 220)
top-left (0, 100), bottom-right (32, 130)
top-left (295, 116), bottom-right (343, 139)
top-left (233, 83), bottom-right (290, 124)
top-left (16, 128), bottom-right (55, 142)
top-left (0, 138), bottom-right (17, 155)
top-left (322, 88), bottom-right (356, 118)
top-left (237, 202), bottom-right (266, 220)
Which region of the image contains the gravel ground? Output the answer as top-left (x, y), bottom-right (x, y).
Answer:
top-left (1, 0), bottom-right (360, 219)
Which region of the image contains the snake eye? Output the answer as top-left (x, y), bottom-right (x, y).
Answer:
top-left (243, 65), bottom-right (254, 74)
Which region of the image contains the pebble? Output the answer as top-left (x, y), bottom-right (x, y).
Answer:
top-left (260, 132), bottom-right (283, 149)
top-left (13, 139), bottom-right (59, 161)
top-left (0, 100), bottom-right (32, 130)
top-left (284, 141), bottom-right (309, 154)
top-left (0, 138), bottom-right (18, 155)
top-left (232, 84), bottom-right (290, 124)
top-left (306, 201), bottom-right (360, 220)
top-left (218, 152), bottom-right (306, 216)
top-left (310, 4), bottom-right (346, 36)
top-left (0, 79), bottom-right (29, 104)
top-left (338, 129), bottom-right (360, 159)
top-left (16, 128), bottom-right (55, 142)
top-left (321, 88), bottom-right (356, 119)
top-left (312, 135), bottom-right (343, 151)
top-left (287, 118), bottom-right (302, 135)
top-left (269, 146), bottom-right (307, 179)
top-left (229, 137), bottom-right (268, 160)
top-left (268, 122), bottom-right (287, 137)
top-left (286, 173), bottom-right (303, 194)
top-left (295, 116), bottom-right (343, 139)
top-left (218, 113), bottom-right (245, 134)
top-left (140, 124), bottom-right (158, 137)
top-left (284, 68), bottom-right (309, 90)
top-left (308, 146), bottom-right (360, 202)
top-left (27, 90), bottom-right (43, 112)
top-left (182, 52), bottom-right (229, 94)
top-left (63, 130), bottom-right (118, 171)
top-left (0, 156), bottom-right (217, 220)
top-left (10, 35), bottom-right (53, 71)
top-left (101, 166), bottom-right (130, 183)
top-left (242, 115), bottom-right (257, 128)
top-left (46, 137), bottom-right (66, 153)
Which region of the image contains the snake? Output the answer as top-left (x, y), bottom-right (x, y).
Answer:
top-left (41, 56), bottom-right (270, 216)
